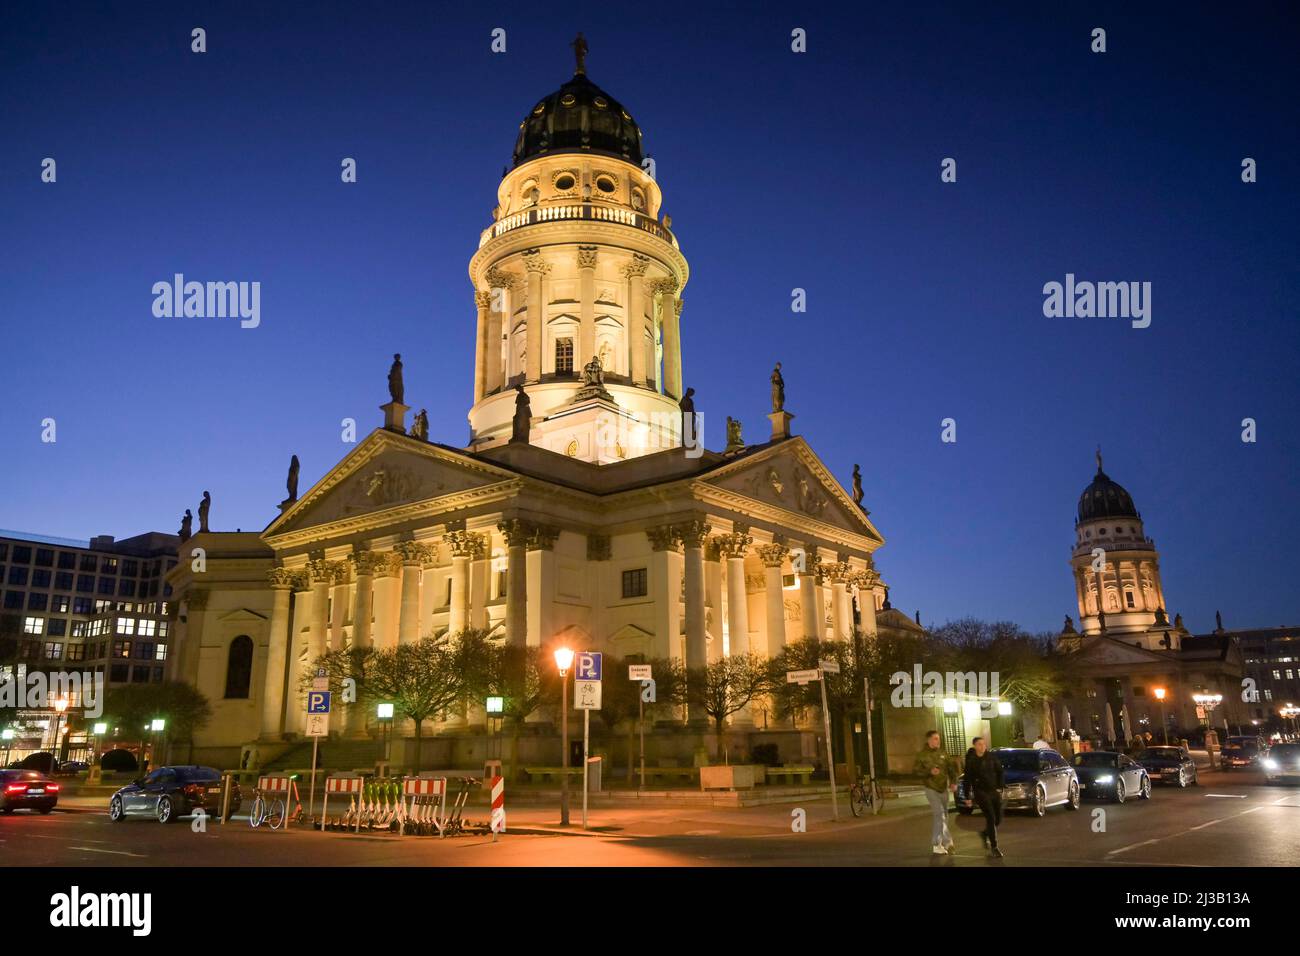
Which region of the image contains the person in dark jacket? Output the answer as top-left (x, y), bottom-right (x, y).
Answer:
top-left (962, 737), bottom-right (1005, 858)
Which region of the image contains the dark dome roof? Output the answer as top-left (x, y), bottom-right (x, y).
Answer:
top-left (1077, 462), bottom-right (1140, 523)
top-left (512, 70), bottom-right (644, 169)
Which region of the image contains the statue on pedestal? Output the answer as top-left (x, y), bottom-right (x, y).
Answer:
top-left (179, 510), bottom-right (192, 542)
top-left (725, 416), bottom-right (743, 449)
top-left (851, 464), bottom-right (864, 506)
top-left (582, 354), bottom-right (605, 387)
top-left (412, 409), bottom-right (429, 441)
top-left (770, 362), bottom-right (785, 413)
top-left (511, 385), bottom-right (532, 443)
top-left (679, 387), bottom-right (697, 447)
top-left (285, 455), bottom-right (300, 504)
top-left (198, 491), bottom-right (211, 533)
top-left (388, 353), bottom-right (404, 405)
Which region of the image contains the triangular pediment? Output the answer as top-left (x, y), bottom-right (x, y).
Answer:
top-left (216, 608), bottom-right (269, 624)
top-left (701, 438), bottom-right (882, 544)
top-left (1067, 635), bottom-right (1171, 668)
top-left (265, 431), bottom-right (517, 539)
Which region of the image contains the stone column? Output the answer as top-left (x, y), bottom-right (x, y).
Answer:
top-left (830, 559), bottom-right (852, 641)
top-left (757, 542), bottom-right (789, 655)
top-left (473, 290), bottom-right (491, 401)
top-left (799, 549), bottom-right (821, 642)
top-left (308, 560), bottom-right (334, 661)
top-left (855, 570), bottom-right (880, 637)
top-left (704, 539), bottom-right (724, 662)
top-left (260, 569), bottom-right (295, 739)
top-left (623, 255), bottom-right (649, 386)
top-left (647, 526), bottom-right (682, 661)
top-left (678, 520), bottom-right (711, 724)
top-left (578, 246), bottom-right (597, 367)
top-left (395, 542), bottom-right (429, 645)
top-left (717, 526), bottom-right (752, 657)
top-left (525, 524), bottom-right (560, 648)
top-left (498, 519), bottom-right (530, 648)
top-left (349, 551), bottom-right (383, 650)
top-left (522, 249), bottom-right (549, 382)
top-left (485, 269), bottom-right (515, 391)
top-left (328, 562), bottom-right (349, 651)
top-left (418, 543), bottom-right (440, 640)
top-left (287, 572), bottom-right (312, 734)
top-left (446, 531), bottom-right (484, 636)
top-left (649, 276), bottom-right (681, 399)
top-left (371, 553), bottom-right (401, 649)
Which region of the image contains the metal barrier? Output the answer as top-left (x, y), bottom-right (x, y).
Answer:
top-left (322, 774), bottom-right (365, 832)
top-left (401, 776), bottom-right (447, 837)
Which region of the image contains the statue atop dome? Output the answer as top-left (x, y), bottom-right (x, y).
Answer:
top-left (571, 32), bottom-right (588, 75)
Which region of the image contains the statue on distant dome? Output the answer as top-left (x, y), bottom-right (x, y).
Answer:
top-left (1096, 444), bottom-right (1104, 473)
top-left (286, 455), bottom-right (300, 503)
top-left (412, 409), bottom-right (429, 441)
top-left (582, 353), bottom-right (605, 387)
top-left (851, 464), bottom-right (864, 506)
top-left (770, 362), bottom-right (785, 413)
top-left (198, 491), bottom-right (211, 534)
top-left (511, 384), bottom-right (531, 443)
top-left (726, 416), bottom-right (743, 448)
top-left (571, 32), bottom-right (588, 75)
top-left (1215, 609), bottom-right (1224, 633)
top-left (679, 387), bottom-right (697, 448)
top-left (178, 509), bottom-right (192, 542)
top-left (388, 353), bottom-right (404, 405)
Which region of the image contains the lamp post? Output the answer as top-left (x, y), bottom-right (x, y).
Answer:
top-left (377, 703), bottom-right (394, 765)
top-left (485, 696), bottom-right (504, 764)
top-left (1280, 704), bottom-right (1300, 739)
top-left (2, 728), bottom-right (13, 767)
top-left (553, 646), bottom-right (574, 826)
top-left (1153, 687), bottom-right (1168, 745)
top-left (1193, 693), bottom-right (1223, 766)
top-left (51, 696), bottom-right (69, 764)
top-left (150, 718), bottom-right (165, 769)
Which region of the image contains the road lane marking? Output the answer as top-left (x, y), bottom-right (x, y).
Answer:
top-left (1204, 793), bottom-right (1247, 798)
top-left (1108, 838), bottom-right (1160, 856)
top-left (1107, 802), bottom-right (1272, 856)
top-left (69, 846), bottom-right (148, 858)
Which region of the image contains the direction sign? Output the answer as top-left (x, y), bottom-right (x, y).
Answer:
top-left (305, 713), bottom-right (329, 737)
top-left (307, 691), bottom-right (332, 714)
top-left (786, 668), bottom-right (820, 685)
top-left (628, 664), bottom-right (652, 681)
top-left (576, 651), bottom-right (602, 682)
top-left (819, 659), bottom-right (841, 675)
top-left (575, 679), bottom-right (602, 710)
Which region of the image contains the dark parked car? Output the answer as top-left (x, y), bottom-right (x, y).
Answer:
top-left (1261, 743), bottom-right (1300, 784)
top-left (1221, 735), bottom-right (1263, 769)
top-left (13, 752), bottom-right (58, 773)
top-left (956, 748), bottom-right (1080, 817)
top-left (1, 770), bottom-right (60, 813)
top-left (1136, 746), bottom-right (1198, 787)
top-left (108, 765), bottom-right (239, 823)
top-left (1072, 751), bottom-right (1151, 803)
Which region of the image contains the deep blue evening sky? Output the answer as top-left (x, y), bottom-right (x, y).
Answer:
top-left (2, 2), bottom-right (1297, 635)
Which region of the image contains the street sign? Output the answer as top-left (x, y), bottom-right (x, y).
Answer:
top-left (312, 674), bottom-right (329, 692)
top-left (576, 651), bottom-right (602, 681)
top-left (786, 668), bottom-right (820, 685)
top-left (575, 679), bottom-right (602, 710)
top-left (819, 659), bottom-right (841, 675)
top-left (307, 691), bottom-right (332, 714)
top-left (628, 664), bottom-right (652, 681)
top-left (305, 713), bottom-right (329, 737)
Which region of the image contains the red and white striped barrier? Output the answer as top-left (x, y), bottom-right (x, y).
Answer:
top-left (403, 777), bottom-right (446, 796)
top-left (257, 776), bottom-right (291, 792)
top-left (489, 775), bottom-right (505, 836)
top-left (321, 775), bottom-right (365, 830)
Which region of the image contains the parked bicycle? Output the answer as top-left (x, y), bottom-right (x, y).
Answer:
top-left (849, 773), bottom-right (884, 817)
top-left (249, 774), bottom-right (305, 829)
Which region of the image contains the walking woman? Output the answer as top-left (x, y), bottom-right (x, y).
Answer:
top-left (913, 730), bottom-right (957, 855)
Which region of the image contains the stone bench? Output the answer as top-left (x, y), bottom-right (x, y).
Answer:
top-left (764, 765), bottom-right (815, 785)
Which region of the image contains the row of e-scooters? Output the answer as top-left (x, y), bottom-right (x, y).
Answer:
top-left (316, 777), bottom-right (483, 836)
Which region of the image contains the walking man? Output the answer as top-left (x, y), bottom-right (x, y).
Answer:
top-left (963, 737), bottom-right (1005, 858)
top-left (914, 730), bottom-right (956, 854)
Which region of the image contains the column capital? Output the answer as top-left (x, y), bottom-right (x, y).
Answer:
top-left (374, 552), bottom-right (403, 578)
top-left (577, 245), bottom-right (598, 270)
top-left (647, 275), bottom-right (679, 297)
top-left (446, 530), bottom-right (487, 558)
top-left (621, 253), bottom-right (650, 278)
top-left (349, 550), bottom-right (388, 576)
top-left (713, 525), bottom-right (752, 559)
top-left (267, 568), bottom-right (297, 590)
top-left (475, 290), bottom-right (492, 310)
top-left (646, 525), bottom-right (680, 552)
top-left (526, 524), bottom-right (561, 551)
top-left (756, 542), bottom-right (788, 568)
top-left (826, 561), bottom-right (854, 584)
top-left (186, 588), bottom-right (209, 611)
top-left (674, 298), bottom-right (684, 318)
top-left (497, 518), bottom-right (532, 547)
top-left (675, 519), bottom-right (712, 549)
top-left (308, 558), bottom-right (346, 584)
top-left (486, 267), bottom-right (518, 291)
top-left (522, 249), bottom-right (552, 274)
top-left (395, 541), bottom-right (435, 566)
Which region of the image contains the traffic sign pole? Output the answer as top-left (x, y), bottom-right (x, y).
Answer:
top-left (582, 708), bottom-right (590, 829)
top-left (820, 673), bottom-right (839, 822)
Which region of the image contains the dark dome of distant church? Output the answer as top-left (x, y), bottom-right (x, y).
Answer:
top-left (512, 34), bottom-right (644, 169)
top-left (1077, 452), bottom-right (1140, 523)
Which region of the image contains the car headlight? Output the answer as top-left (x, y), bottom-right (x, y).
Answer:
top-left (1004, 784), bottom-right (1026, 796)
top-left (1262, 759), bottom-right (1279, 770)
top-left (1094, 774), bottom-right (1114, 784)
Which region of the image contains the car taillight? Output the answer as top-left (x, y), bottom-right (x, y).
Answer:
top-left (183, 783), bottom-right (205, 796)
top-left (45, 783), bottom-right (60, 792)
top-left (5, 784), bottom-right (27, 793)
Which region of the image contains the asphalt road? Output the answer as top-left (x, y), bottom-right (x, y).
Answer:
top-left (5, 769), bottom-right (1296, 867)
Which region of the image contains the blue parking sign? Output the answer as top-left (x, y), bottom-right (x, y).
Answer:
top-left (576, 652), bottom-right (602, 681)
top-left (307, 691), bottom-right (332, 714)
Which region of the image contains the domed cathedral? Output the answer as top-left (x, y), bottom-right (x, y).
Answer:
top-left (1055, 451), bottom-right (1247, 743)
top-left (1068, 448), bottom-right (1180, 649)
top-left (163, 38), bottom-right (889, 769)
top-left (467, 34), bottom-right (686, 461)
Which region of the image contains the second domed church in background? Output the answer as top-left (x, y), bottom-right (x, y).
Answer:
top-left (164, 38), bottom-right (886, 768)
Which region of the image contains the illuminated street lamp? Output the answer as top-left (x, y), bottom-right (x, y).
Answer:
top-left (485, 696), bottom-right (505, 764)
top-left (51, 696), bottom-right (70, 762)
top-left (1153, 687), bottom-right (1168, 744)
top-left (1280, 703), bottom-right (1300, 737)
top-left (554, 646), bottom-right (574, 826)
top-left (377, 703), bottom-right (394, 763)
